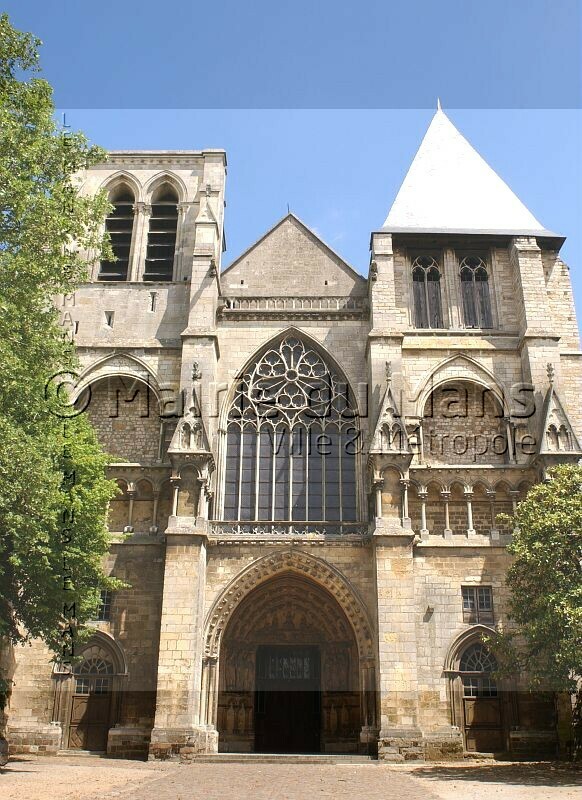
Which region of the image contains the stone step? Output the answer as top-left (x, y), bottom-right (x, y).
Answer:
top-left (186, 753), bottom-right (375, 764)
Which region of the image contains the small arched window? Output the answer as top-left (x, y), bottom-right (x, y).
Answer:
top-left (459, 642), bottom-right (498, 697)
top-left (460, 256), bottom-right (493, 329)
top-left (412, 256), bottom-right (444, 329)
top-left (144, 185), bottom-right (178, 281)
top-left (99, 185), bottom-right (135, 281)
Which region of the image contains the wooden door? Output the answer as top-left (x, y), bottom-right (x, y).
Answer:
top-left (255, 645), bottom-right (321, 753)
top-left (463, 696), bottom-right (503, 752)
top-left (68, 676), bottom-right (112, 751)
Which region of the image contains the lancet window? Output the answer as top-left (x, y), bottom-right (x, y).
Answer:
top-left (412, 256), bottom-right (444, 328)
top-left (460, 256), bottom-right (493, 328)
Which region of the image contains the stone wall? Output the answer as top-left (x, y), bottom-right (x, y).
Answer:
top-left (8, 151), bottom-right (582, 763)
top-left (85, 377), bottom-right (162, 464)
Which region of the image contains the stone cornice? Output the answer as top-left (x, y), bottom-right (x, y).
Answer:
top-left (218, 296), bottom-right (369, 322)
top-left (99, 150), bottom-right (226, 167)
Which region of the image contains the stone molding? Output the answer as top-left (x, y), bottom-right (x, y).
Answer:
top-left (204, 548), bottom-right (375, 660)
top-left (218, 295), bottom-right (369, 321)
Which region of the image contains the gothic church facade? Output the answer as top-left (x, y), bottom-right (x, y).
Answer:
top-left (5, 109), bottom-right (582, 760)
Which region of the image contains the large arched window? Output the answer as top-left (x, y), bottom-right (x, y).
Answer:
top-left (99, 185), bottom-right (135, 281)
top-left (460, 642), bottom-right (498, 697)
top-left (460, 256), bottom-right (493, 328)
top-left (223, 336), bottom-right (358, 523)
top-left (412, 256), bottom-right (444, 328)
top-left (143, 185), bottom-right (178, 281)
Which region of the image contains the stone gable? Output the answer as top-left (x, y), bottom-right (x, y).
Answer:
top-left (222, 214), bottom-right (366, 297)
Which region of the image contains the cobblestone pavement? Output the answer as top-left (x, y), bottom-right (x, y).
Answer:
top-left (1, 756), bottom-right (580, 800)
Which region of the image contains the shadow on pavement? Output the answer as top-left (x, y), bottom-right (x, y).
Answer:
top-left (409, 763), bottom-right (582, 788)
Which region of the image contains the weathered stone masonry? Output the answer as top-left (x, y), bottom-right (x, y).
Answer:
top-left (4, 109), bottom-right (581, 760)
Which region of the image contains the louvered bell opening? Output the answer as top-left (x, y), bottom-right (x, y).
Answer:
top-left (99, 188), bottom-right (135, 281)
top-left (144, 187), bottom-right (178, 282)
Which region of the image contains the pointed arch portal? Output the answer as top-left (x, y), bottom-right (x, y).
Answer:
top-left (202, 550), bottom-right (376, 754)
top-left (217, 573), bottom-right (362, 753)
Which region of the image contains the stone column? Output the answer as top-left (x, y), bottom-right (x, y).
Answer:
top-left (464, 488), bottom-right (476, 536)
top-left (509, 489), bottom-right (521, 534)
top-left (509, 489), bottom-right (520, 513)
top-left (171, 477), bottom-right (180, 516)
top-left (373, 477), bottom-right (383, 519)
top-left (197, 478), bottom-right (209, 519)
top-left (126, 489), bottom-right (135, 531)
top-left (359, 658), bottom-right (378, 752)
top-left (486, 489), bottom-right (499, 540)
top-left (504, 417), bottom-right (516, 463)
top-left (373, 530), bottom-right (421, 758)
top-left (129, 202), bottom-right (151, 281)
top-left (400, 479), bottom-right (411, 528)
top-left (418, 488), bottom-right (429, 539)
top-left (149, 528), bottom-right (217, 758)
top-left (152, 490), bottom-right (159, 530)
top-left (441, 489), bottom-right (452, 539)
top-left (442, 246), bottom-right (460, 328)
top-left (174, 202), bottom-right (190, 280)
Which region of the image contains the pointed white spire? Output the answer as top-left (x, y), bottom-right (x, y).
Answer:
top-left (383, 108), bottom-right (555, 235)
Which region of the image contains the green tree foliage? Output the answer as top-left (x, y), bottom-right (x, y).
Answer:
top-left (0, 13), bottom-right (120, 661)
top-left (492, 465), bottom-right (582, 689)
top-left (489, 464), bottom-right (582, 751)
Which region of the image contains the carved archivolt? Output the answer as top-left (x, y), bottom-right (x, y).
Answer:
top-left (204, 549), bottom-right (374, 660)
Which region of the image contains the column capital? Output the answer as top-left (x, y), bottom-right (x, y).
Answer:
top-left (133, 201), bottom-right (152, 216)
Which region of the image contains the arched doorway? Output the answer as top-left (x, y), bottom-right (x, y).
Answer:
top-left (68, 654), bottom-right (115, 751)
top-left (52, 634), bottom-right (126, 753)
top-left (217, 573), bottom-right (362, 754)
top-left (447, 630), bottom-right (514, 753)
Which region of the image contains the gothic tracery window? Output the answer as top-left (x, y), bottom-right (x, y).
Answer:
top-left (412, 256), bottom-right (444, 329)
top-left (223, 336), bottom-right (358, 522)
top-left (460, 256), bottom-right (493, 328)
top-left (99, 185), bottom-right (135, 281)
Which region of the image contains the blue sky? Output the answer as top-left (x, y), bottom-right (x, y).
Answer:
top-left (5, 2), bottom-right (582, 321)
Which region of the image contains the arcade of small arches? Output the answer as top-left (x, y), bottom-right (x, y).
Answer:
top-left (79, 373), bottom-right (211, 534)
top-left (78, 355), bottom-right (548, 540)
top-left (546, 423), bottom-right (574, 452)
top-left (376, 469), bottom-right (529, 538)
